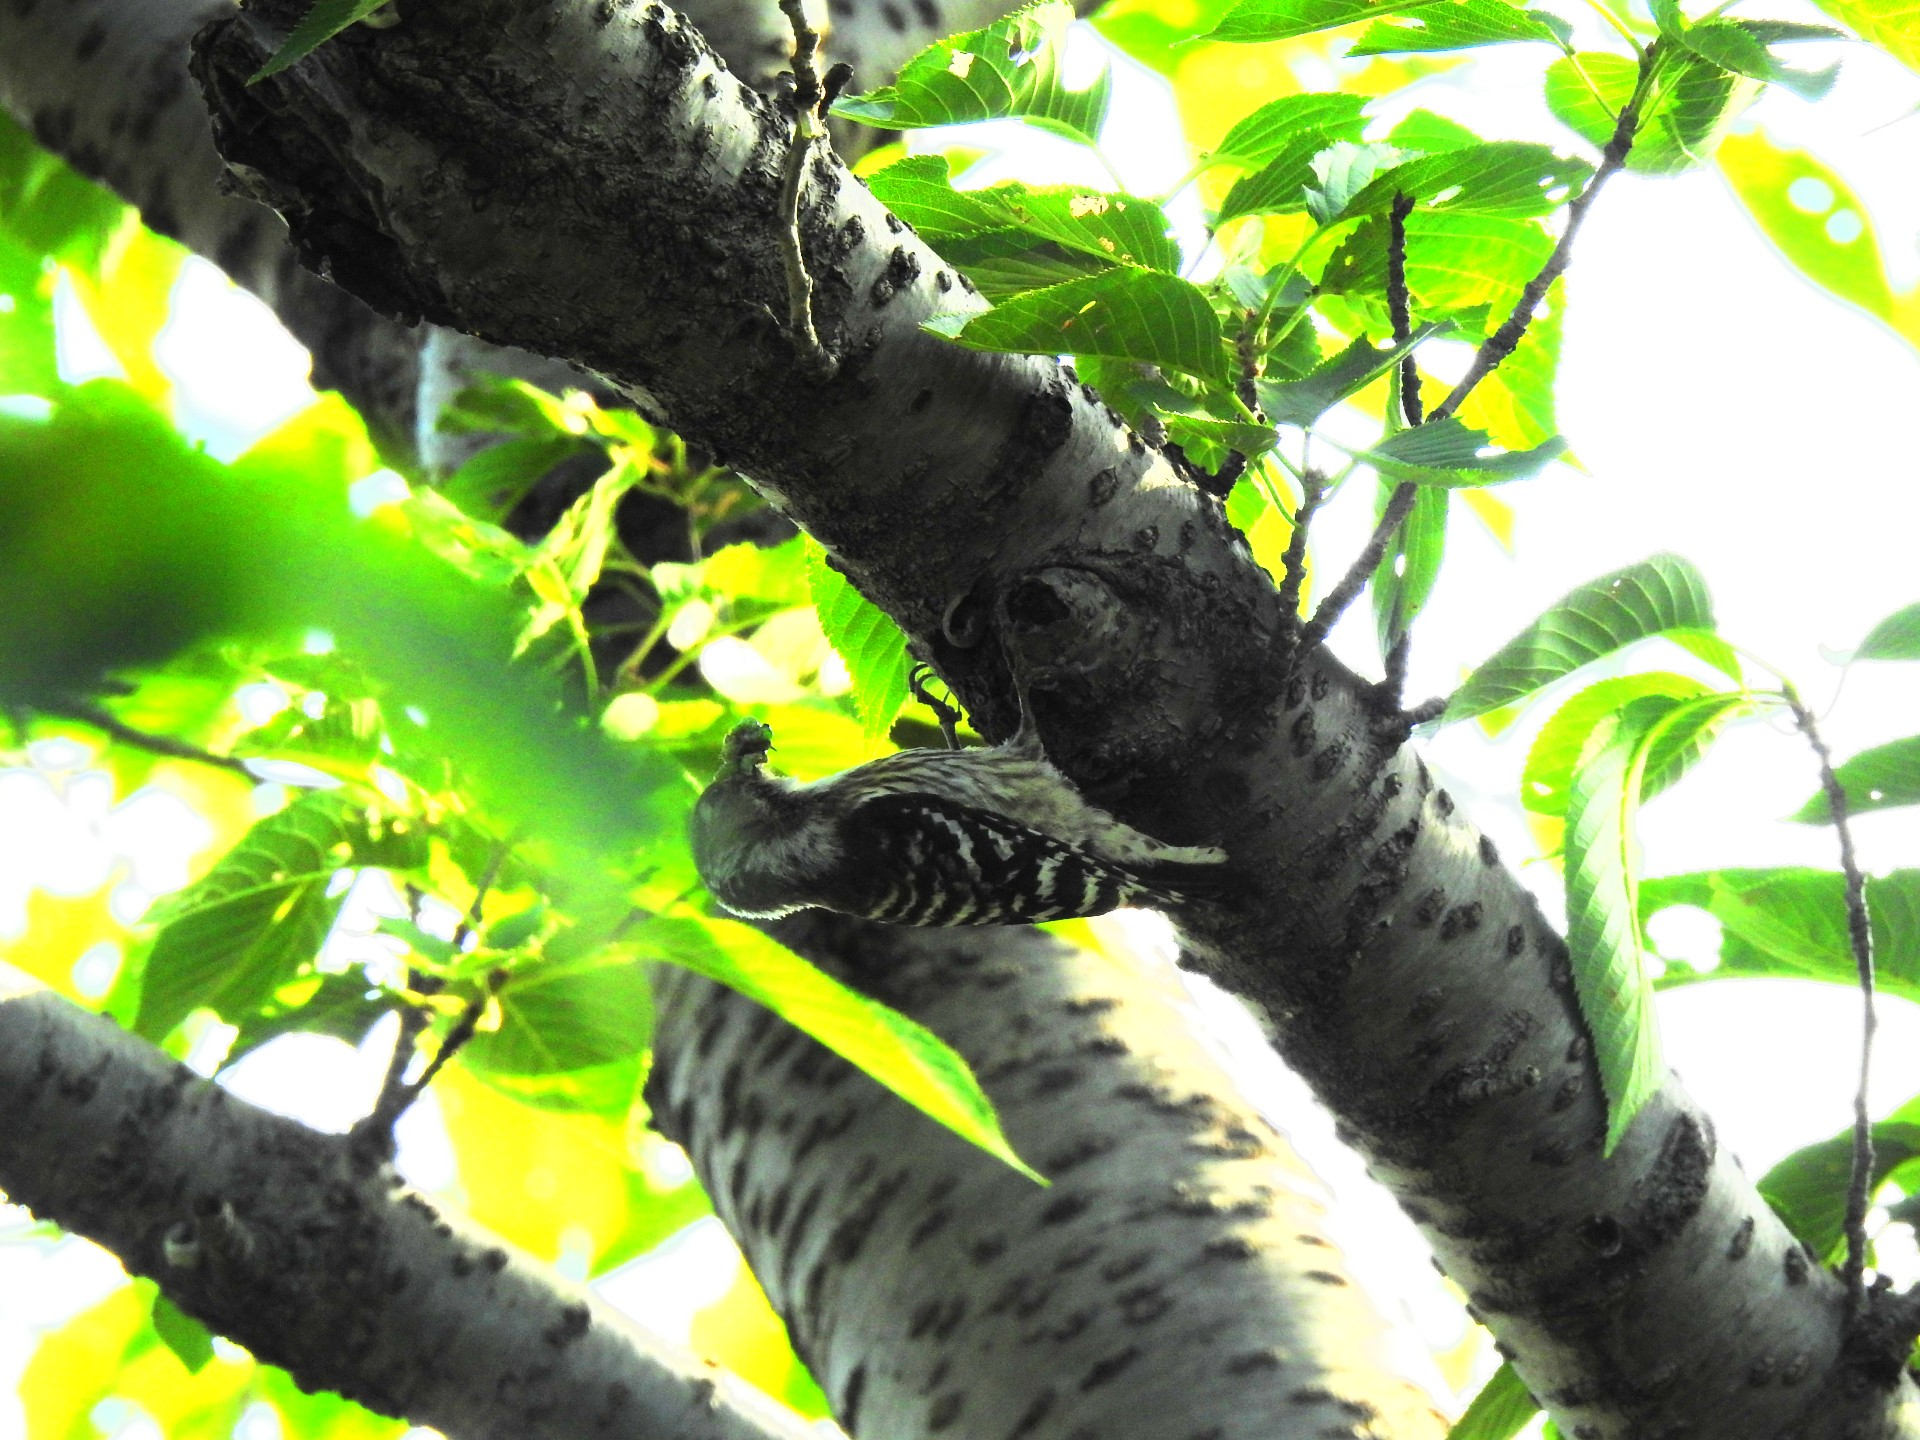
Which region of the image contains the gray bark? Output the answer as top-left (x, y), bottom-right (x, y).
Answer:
top-left (173, 2), bottom-right (1920, 1436)
top-left (0, 990), bottom-right (818, 1440)
top-left (648, 914), bottom-right (1451, 1439)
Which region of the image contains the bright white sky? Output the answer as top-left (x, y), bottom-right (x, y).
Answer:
top-left (5, 11), bottom-right (1920, 1435)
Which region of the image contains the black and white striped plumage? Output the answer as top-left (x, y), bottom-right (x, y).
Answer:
top-left (691, 718), bottom-right (1227, 925)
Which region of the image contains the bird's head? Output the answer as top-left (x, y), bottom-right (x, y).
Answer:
top-left (718, 718), bottom-right (775, 775)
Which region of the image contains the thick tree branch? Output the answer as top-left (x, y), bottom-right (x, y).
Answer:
top-left (0, 988), bottom-right (818, 1440)
top-left (175, 2), bottom-right (1920, 1434)
top-left (649, 916), bottom-right (1451, 1438)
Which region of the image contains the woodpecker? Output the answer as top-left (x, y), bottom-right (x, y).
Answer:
top-left (691, 716), bottom-right (1227, 925)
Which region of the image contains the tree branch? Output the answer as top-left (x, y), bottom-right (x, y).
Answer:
top-left (0, 989), bottom-right (818, 1440)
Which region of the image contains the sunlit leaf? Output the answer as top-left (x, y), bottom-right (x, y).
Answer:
top-left (1350, 0), bottom-right (1569, 54)
top-left (151, 1296), bottom-right (215, 1375)
top-left (1523, 673), bottom-right (1722, 815)
top-left (1789, 736), bottom-right (1920, 822)
top-left (1545, 50), bottom-right (1748, 174)
top-left (1320, 210), bottom-right (1553, 328)
top-left (1305, 142), bottom-right (1408, 224)
top-left (1340, 416), bottom-right (1566, 486)
top-left (130, 794), bottom-right (425, 1041)
top-left (649, 914), bottom-right (1044, 1181)
top-left (1643, 868), bottom-right (1920, 1004)
top-left (806, 542), bottom-right (913, 743)
top-left (1564, 708), bottom-right (1665, 1153)
top-left (833, 1), bottom-right (1111, 146)
top-left (1256, 325), bottom-right (1444, 426)
top-left (927, 269), bottom-right (1228, 383)
top-left (1682, 20), bottom-right (1840, 99)
top-left (1209, 92), bottom-right (1369, 169)
top-left (1798, 0), bottom-right (1920, 72)
top-left (1207, 0), bottom-right (1448, 44)
top-left (1344, 142), bottom-right (1593, 219)
top-left (1440, 554), bottom-right (1722, 723)
top-left (1858, 601), bottom-right (1920, 658)
top-left (1373, 481), bottom-right (1448, 658)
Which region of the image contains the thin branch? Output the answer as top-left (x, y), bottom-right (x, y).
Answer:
top-left (1386, 193), bottom-right (1424, 429)
top-left (1785, 685), bottom-right (1877, 1319)
top-left (1275, 467), bottom-right (1327, 628)
top-left (776, 0), bottom-right (837, 380)
top-left (1300, 89), bottom-right (1643, 661)
top-left (1429, 87), bottom-right (1643, 425)
top-left (32, 698), bottom-right (255, 776)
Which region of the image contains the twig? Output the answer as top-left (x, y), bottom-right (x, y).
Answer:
top-left (1274, 468), bottom-right (1327, 628)
top-left (1298, 89), bottom-right (1644, 662)
top-left (777, 0), bottom-right (838, 381)
top-left (1785, 685), bottom-right (1877, 1318)
top-left (31, 698), bottom-right (256, 776)
top-left (451, 841), bottom-right (509, 950)
top-left (1386, 193), bottom-right (1424, 429)
top-left (1297, 482), bottom-right (1418, 657)
top-left (1429, 88), bottom-right (1642, 425)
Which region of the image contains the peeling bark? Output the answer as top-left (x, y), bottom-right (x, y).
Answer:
top-left (172, 3), bottom-right (1920, 1435)
top-left (0, 990), bottom-right (819, 1440)
top-left (649, 916), bottom-right (1451, 1439)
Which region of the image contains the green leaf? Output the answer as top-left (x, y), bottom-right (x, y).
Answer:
top-left (1218, 131), bottom-right (1375, 223)
top-left (1373, 482), bottom-right (1447, 657)
top-left (1523, 673), bottom-right (1730, 816)
top-left (928, 269), bottom-right (1228, 384)
top-left (807, 542), bottom-right (913, 742)
top-left (1210, 93), bottom-right (1369, 170)
top-left (1342, 416), bottom-right (1566, 487)
top-left (463, 952), bottom-right (654, 1090)
top-left (1545, 50), bottom-right (1748, 175)
top-left (1858, 602), bottom-right (1920, 659)
top-left (832, 1), bottom-right (1111, 146)
top-left (1447, 1362), bottom-right (1540, 1439)
top-left (1350, 0), bottom-right (1570, 53)
top-left (867, 159), bottom-right (1181, 277)
top-left (1345, 143), bottom-right (1594, 220)
top-left (650, 914), bottom-right (1044, 1181)
top-left (132, 794), bottom-right (427, 1041)
top-left (1643, 869), bottom-right (1920, 1004)
top-left (1564, 709), bottom-right (1666, 1154)
top-left (1759, 1093), bottom-right (1920, 1261)
top-left (1789, 736), bottom-right (1920, 822)
top-left (1799, 0), bottom-right (1920, 72)
top-left (1683, 20), bottom-right (1840, 99)
top-left (1305, 142), bottom-right (1409, 224)
top-left (1256, 325), bottom-right (1444, 427)
top-left (224, 971), bottom-right (392, 1069)
top-left (0, 112), bottom-right (131, 270)
top-left (1441, 554), bottom-right (1720, 724)
top-left (1164, 413), bottom-right (1280, 469)
top-left (442, 435), bottom-right (589, 522)
top-left (1208, 0), bottom-right (1448, 43)
top-left (1319, 211), bottom-right (1554, 327)
top-left (251, 0), bottom-right (394, 83)
top-left (149, 1295), bottom-right (214, 1374)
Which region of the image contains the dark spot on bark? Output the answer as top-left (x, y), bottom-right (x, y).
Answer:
top-left (840, 1364), bottom-right (866, 1429)
top-left (1440, 902), bottom-right (1483, 940)
top-left (882, 0), bottom-right (908, 27)
top-left (1290, 711), bottom-right (1316, 757)
top-left (1552, 1075), bottom-right (1584, 1112)
top-left (1784, 1245), bottom-right (1810, 1284)
top-left (914, 0), bottom-right (941, 21)
top-left (1506, 924), bottom-right (1525, 957)
top-left (75, 21), bottom-right (107, 61)
top-left (1088, 466), bottom-right (1120, 506)
top-left (1226, 1349), bottom-right (1283, 1374)
top-left (1203, 1236), bottom-right (1259, 1261)
top-left (1781, 1351), bottom-right (1810, 1384)
top-left (928, 1391), bottom-right (964, 1429)
top-left (1305, 1269), bottom-right (1349, 1286)
top-left (971, 1234), bottom-right (1008, 1264)
top-left (1748, 1354), bottom-right (1778, 1386)
top-left (1007, 1388), bottom-right (1056, 1438)
top-left (1041, 1193), bottom-right (1091, 1226)
top-left (1029, 1064), bottom-right (1085, 1096)
top-left (1311, 740), bottom-right (1346, 781)
top-left (1479, 833), bottom-right (1500, 866)
top-left (1099, 1251), bottom-right (1151, 1281)
top-left (1566, 1034), bottom-right (1589, 1063)
top-left (483, 1248), bottom-right (508, 1272)
top-left (1434, 788), bottom-right (1455, 817)
top-left (1531, 1138), bottom-right (1575, 1167)
top-left (1081, 1347), bottom-right (1139, 1390)
top-left (1311, 670), bottom-right (1330, 700)
top-left (1118, 1285), bottom-right (1172, 1323)
top-left (543, 1301), bottom-right (590, 1345)
top-left (1410, 988), bottom-right (1446, 1022)
top-left (1381, 771), bottom-right (1402, 799)
top-left (907, 387), bottom-right (936, 414)
top-left (1728, 1215), bottom-right (1755, 1260)
top-left (1413, 888), bottom-right (1445, 926)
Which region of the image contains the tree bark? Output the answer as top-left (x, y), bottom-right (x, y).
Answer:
top-left (0, 987), bottom-right (818, 1440)
top-left (649, 914), bottom-right (1451, 1439)
top-left (169, 3), bottom-right (1920, 1436)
